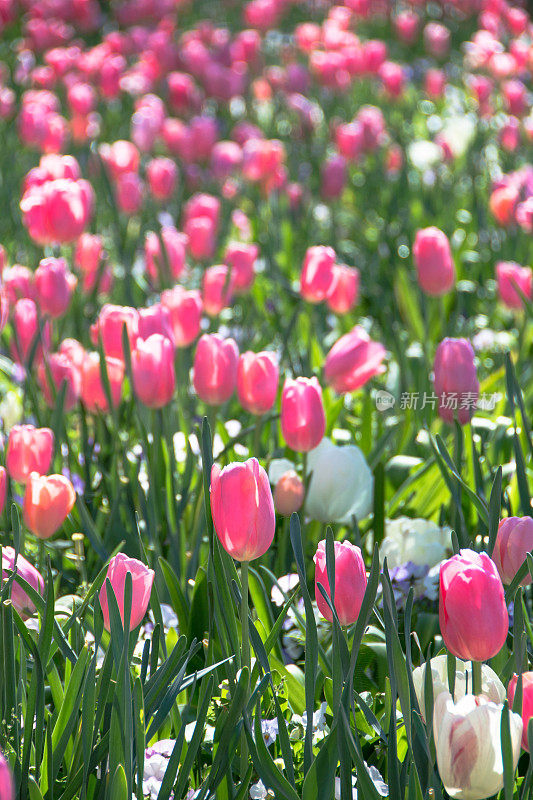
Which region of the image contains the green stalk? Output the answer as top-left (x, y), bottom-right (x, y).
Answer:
top-left (240, 560), bottom-right (250, 779)
top-left (472, 660), bottom-right (482, 696)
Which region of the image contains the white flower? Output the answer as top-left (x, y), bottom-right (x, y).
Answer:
top-left (408, 140), bottom-right (442, 171)
top-left (0, 390), bottom-right (23, 432)
top-left (271, 573), bottom-right (299, 606)
top-left (143, 740), bottom-right (176, 800)
top-left (261, 718), bottom-right (279, 747)
top-left (305, 438), bottom-right (373, 523)
top-left (440, 115), bottom-right (476, 158)
top-left (380, 517), bottom-right (451, 569)
top-left (433, 693), bottom-right (522, 800)
top-left (268, 458), bottom-right (296, 485)
top-left (250, 780), bottom-right (274, 800)
top-left (412, 655), bottom-right (506, 722)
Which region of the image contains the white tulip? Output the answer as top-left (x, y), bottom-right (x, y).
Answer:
top-left (380, 517), bottom-right (451, 569)
top-left (433, 692), bottom-right (522, 800)
top-left (305, 438), bottom-right (373, 523)
top-left (412, 655), bottom-right (506, 721)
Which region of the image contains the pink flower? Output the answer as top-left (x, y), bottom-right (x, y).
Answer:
top-left (160, 286), bottom-right (203, 348)
top-left (6, 425), bottom-right (54, 484)
top-left (324, 326), bottom-right (386, 393)
top-left (314, 540), bottom-right (367, 625)
top-left (433, 338), bottom-right (479, 425)
top-left (1, 546), bottom-right (44, 618)
top-left (23, 472), bottom-right (76, 540)
top-left (508, 673), bottom-right (533, 750)
top-left (192, 334), bottom-right (239, 405)
top-left (300, 246), bottom-right (335, 304)
top-left (413, 227), bottom-right (455, 296)
top-left (99, 553), bottom-right (155, 632)
top-left (210, 458), bottom-right (275, 561)
top-left (281, 377), bottom-right (325, 452)
top-left (34, 257), bottom-right (77, 318)
top-left (237, 351), bottom-right (279, 415)
top-left (496, 262), bottom-right (532, 309)
top-left (132, 335), bottom-right (175, 409)
top-left (492, 517), bottom-right (533, 585)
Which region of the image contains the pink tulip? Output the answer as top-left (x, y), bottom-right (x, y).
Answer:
top-left (281, 377), bottom-right (326, 452)
top-left (300, 246), bottom-right (335, 304)
top-left (184, 216), bottom-right (217, 261)
top-left (80, 352), bottom-right (124, 413)
top-left (496, 262), bottom-right (532, 309)
top-left (11, 298), bottom-right (50, 365)
top-left (425, 68), bottom-right (446, 99)
top-left (6, 425), bottom-right (54, 484)
top-left (210, 457), bottom-right (275, 561)
top-left (492, 517), bottom-right (533, 586)
top-left (3, 265), bottom-right (34, 305)
top-left (23, 472), bottom-right (76, 540)
top-left (138, 305), bottom-right (174, 343)
top-left (20, 176), bottom-right (94, 246)
top-left (508, 673), bottom-right (533, 750)
top-left (192, 334), bottom-right (239, 405)
top-left (99, 140), bottom-right (139, 179)
top-left (314, 539), bottom-right (367, 625)
top-left (115, 172), bottom-right (143, 215)
top-left (0, 750), bottom-right (14, 800)
top-left (433, 338), bottom-right (479, 425)
top-left (224, 242), bottom-right (258, 293)
top-left (99, 553), bottom-right (155, 632)
top-left (0, 467), bottom-right (5, 516)
top-left (274, 470), bottom-right (305, 516)
top-left (90, 304), bottom-right (139, 361)
top-left (413, 227), bottom-right (455, 296)
top-left (34, 257), bottom-right (77, 318)
top-left (439, 550), bottom-right (508, 662)
top-left (146, 157), bottom-right (178, 202)
top-left (202, 264), bottom-right (235, 316)
top-left (324, 326), bottom-right (386, 394)
top-left (132, 335), bottom-right (175, 409)
top-left (144, 228), bottom-right (187, 284)
top-left (335, 121), bottom-right (364, 161)
top-left (160, 286), bottom-right (203, 348)
top-left (1, 546), bottom-right (44, 618)
top-left (237, 351), bottom-right (279, 415)
top-left (321, 154), bottom-right (347, 200)
top-left (37, 352), bottom-right (81, 411)
top-left (326, 265), bottom-right (359, 314)
top-left (424, 22), bottom-right (450, 58)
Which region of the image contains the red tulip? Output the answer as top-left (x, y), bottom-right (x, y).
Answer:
top-left (192, 334), bottom-right (239, 405)
top-left (280, 377), bottom-right (325, 452)
top-left (439, 550), bottom-right (508, 662)
top-left (132, 335), bottom-right (175, 408)
top-left (314, 539), bottom-right (367, 625)
top-left (99, 553), bottom-right (154, 632)
top-left (210, 457), bottom-right (275, 561)
top-left (23, 472), bottom-right (76, 539)
top-left (6, 425), bottom-right (54, 484)
top-left (237, 351), bottom-right (279, 415)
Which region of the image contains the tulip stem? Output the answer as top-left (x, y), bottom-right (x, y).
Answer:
top-left (240, 560), bottom-right (250, 779)
top-left (472, 660), bottom-right (482, 695)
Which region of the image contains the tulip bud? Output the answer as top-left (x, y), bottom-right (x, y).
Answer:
top-left (496, 261), bottom-right (532, 309)
top-left (413, 227), bottom-right (455, 296)
top-left (281, 377), bottom-right (325, 452)
top-left (492, 516), bottom-right (533, 586)
top-left (210, 458), bottom-right (275, 561)
top-left (160, 286), bottom-right (203, 348)
top-left (412, 654), bottom-right (505, 722)
top-left (98, 553), bottom-right (155, 632)
top-left (6, 425), bottom-right (54, 484)
top-left (314, 539), bottom-right (367, 625)
top-left (80, 352), bottom-right (124, 413)
top-left (1, 546), bottom-right (45, 618)
top-left (273, 470), bottom-right (304, 516)
top-left (202, 264), bottom-right (235, 316)
top-left (306, 438), bottom-right (373, 523)
top-left (321, 154), bottom-right (347, 199)
top-left (23, 472), bottom-right (76, 539)
top-left (0, 751), bottom-right (14, 800)
top-left (131, 334), bottom-right (175, 409)
top-left (300, 246), bottom-right (335, 304)
top-left (146, 157), bottom-right (178, 202)
top-left (327, 321), bottom-right (387, 391)
top-left (184, 215), bottom-right (217, 261)
top-left (192, 334), bottom-right (239, 405)
top-left (439, 549), bottom-right (508, 662)
top-left (34, 257), bottom-right (76, 318)
top-left (508, 672), bottom-right (533, 750)
top-left (326, 264), bottom-right (359, 314)
top-left (37, 352), bottom-right (81, 411)
top-left (433, 338), bottom-right (479, 425)
top-left (433, 692), bottom-right (522, 800)
top-left (237, 351), bottom-right (279, 415)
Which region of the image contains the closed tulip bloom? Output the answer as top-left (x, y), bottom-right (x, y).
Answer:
top-left (433, 338), bottom-right (479, 425)
top-left (492, 516), bottom-right (533, 586)
top-left (11, 298), bottom-right (51, 365)
top-left (324, 326), bottom-right (386, 394)
top-left (34, 257), bottom-right (77, 318)
top-left (439, 550), bottom-right (508, 662)
top-left (98, 553), bottom-right (155, 632)
top-left (306, 437), bottom-right (374, 523)
top-left (132, 335), bottom-right (175, 409)
top-left (138, 305), bottom-right (174, 344)
top-left (314, 540), bottom-right (367, 626)
top-left (23, 472), bottom-right (76, 539)
top-left (6, 425), bottom-right (54, 483)
top-left (0, 467), bottom-right (5, 516)
top-left (160, 286), bottom-right (203, 347)
top-left (496, 261), bottom-right (532, 309)
top-left (326, 264), bottom-right (359, 314)
top-left (300, 246), bottom-right (335, 303)
top-left (321, 154), bottom-right (347, 199)
top-left (412, 655), bottom-right (505, 722)
top-left (2, 546), bottom-right (45, 618)
top-left (192, 334), bottom-right (239, 405)
top-left (81, 352), bottom-right (124, 413)
top-left (146, 157), bottom-right (178, 201)
top-left (237, 351), bottom-right (279, 415)
top-left (0, 751), bottom-right (14, 800)
top-left (224, 242), bottom-right (258, 293)
top-left (433, 692), bottom-right (522, 800)
top-left (210, 458), bottom-right (275, 561)
top-left (413, 227), bottom-right (455, 296)
top-left (184, 215), bottom-right (217, 261)
top-left (202, 264), bottom-right (235, 316)
top-left (508, 672), bottom-right (533, 750)
top-left (144, 228), bottom-right (187, 284)
top-left (37, 352), bottom-right (81, 411)
top-left (274, 470), bottom-right (305, 516)
top-left (90, 304), bottom-right (139, 361)
top-left (281, 377), bottom-right (325, 452)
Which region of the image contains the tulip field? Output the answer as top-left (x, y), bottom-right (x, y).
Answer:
top-left (3, 0), bottom-right (533, 798)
